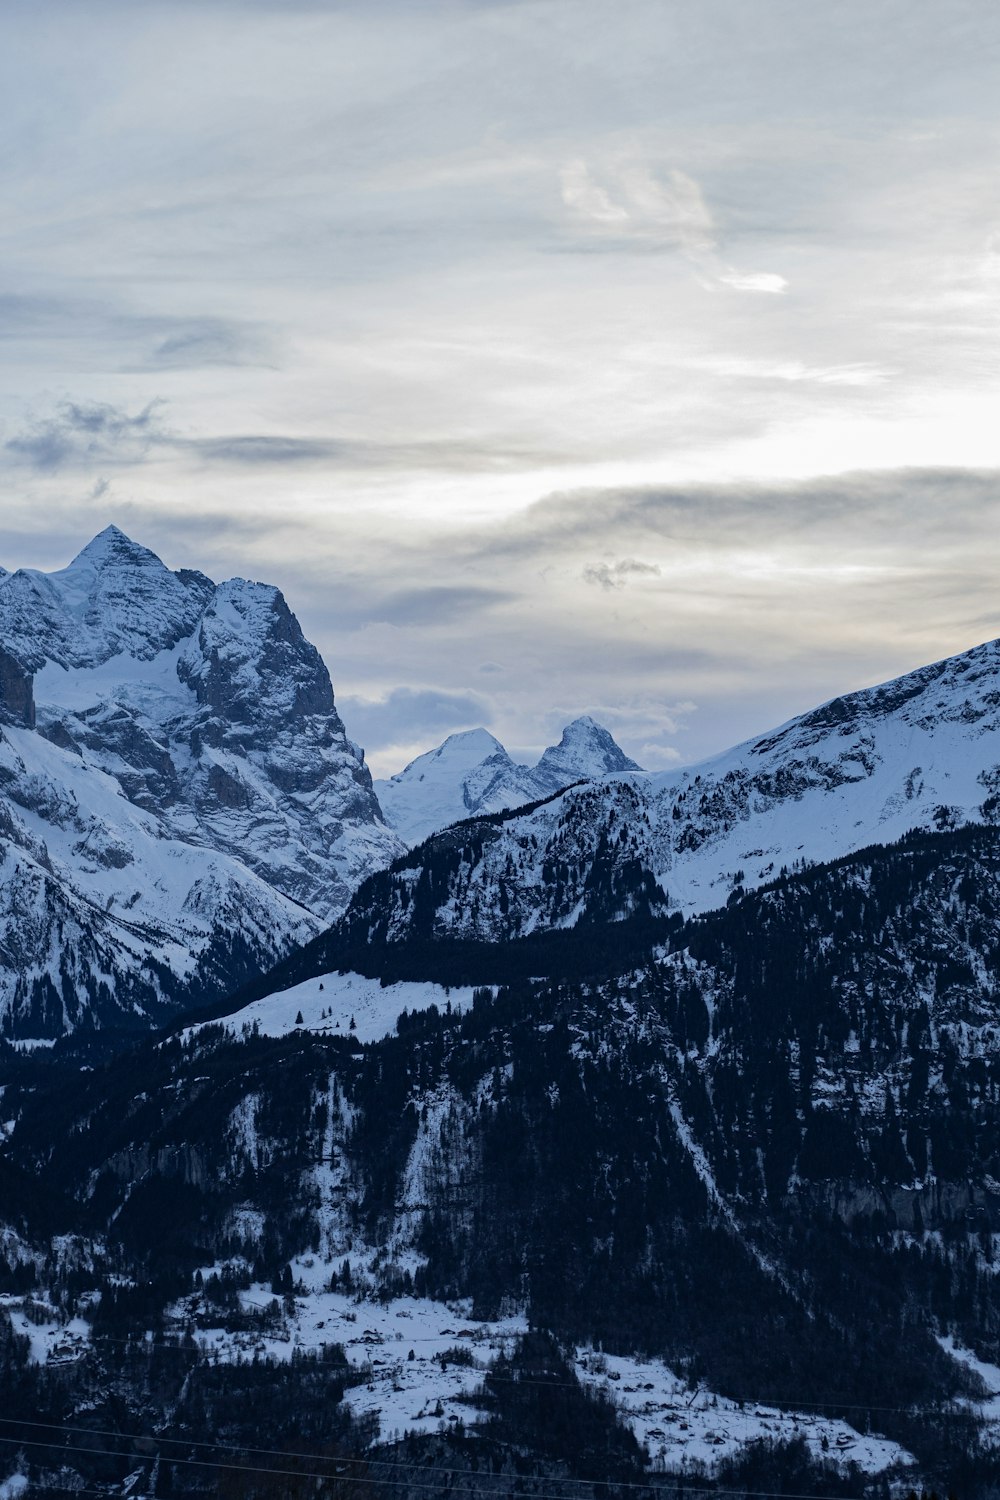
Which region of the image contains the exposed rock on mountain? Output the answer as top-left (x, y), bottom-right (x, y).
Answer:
top-left (0, 526), bottom-right (402, 1038)
top-left (0, 647), bottom-right (34, 728)
top-left (363, 635), bottom-right (1000, 944)
top-left (375, 716), bottom-right (641, 848)
top-left (534, 713), bottom-right (642, 786)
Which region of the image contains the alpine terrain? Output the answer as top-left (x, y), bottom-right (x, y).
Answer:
top-left (3, 547), bottom-right (1000, 1499)
top-left (0, 526), bottom-right (402, 1040)
top-left (374, 717), bottom-right (641, 848)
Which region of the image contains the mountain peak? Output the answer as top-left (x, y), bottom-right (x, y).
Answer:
top-left (375, 718), bottom-right (642, 847)
top-left (536, 717), bottom-right (642, 781)
top-left (0, 527), bottom-right (214, 671)
top-left (65, 524), bottom-right (163, 576)
top-left (91, 521), bottom-right (132, 546)
top-left (435, 727), bottom-right (507, 762)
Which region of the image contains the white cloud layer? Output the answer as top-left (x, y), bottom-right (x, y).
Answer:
top-left (1, 0), bottom-right (999, 770)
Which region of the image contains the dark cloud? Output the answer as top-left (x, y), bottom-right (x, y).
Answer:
top-left (477, 469), bottom-right (1000, 564)
top-left (149, 318), bottom-right (272, 370)
top-left (189, 435), bottom-right (342, 465)
top-left (4, 400), bottom-right (163, 470)
top-left (2, 394), bottom-right (572, 477)
top-left (363, 585), bottom-right (517, 628)
top-left (583, 557), bottom-right (662, 590)
top-left (337, 685), bottom-right (492, 752)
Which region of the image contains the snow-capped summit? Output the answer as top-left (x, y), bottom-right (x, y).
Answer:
top-left (374, 729), bottom-right (523, 847)
top-left (535, 715), bottom-right (642, 788)
top-left (375, 718), bottom-right (642, 847)
top-left (0, 524), bottom-right (214, 672)
top-left (0, 527), bottom-right (403, 1038)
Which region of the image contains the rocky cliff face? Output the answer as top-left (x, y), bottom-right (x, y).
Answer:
top-left (0, 526), bottom-right (402, 1038)
top-left (0, 648), bottom-right (34, 728)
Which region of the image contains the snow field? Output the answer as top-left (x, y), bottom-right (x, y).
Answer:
top-left (195, 970), bottom-right (481, 1046)
top-left (157, 1275), bottom-right (915, 1474)
top-left (575, 1349), bottom-right (913, 1475)
top-left (0, 1294), bottom-right (90, 1366)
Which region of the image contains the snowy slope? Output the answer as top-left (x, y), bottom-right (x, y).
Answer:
top-left (374, 717), bottom-right (641, 848)
top-left (0, 526), bottom-right (403, 1038)
top-left (646, 632), bottom-right (1000, 911)
top-left (349, 634), bottom-right (1000, 941)
top-left (0, 717), bottom-right (316, 1038)
top-left (188, 967), bottom-right (479, 1046)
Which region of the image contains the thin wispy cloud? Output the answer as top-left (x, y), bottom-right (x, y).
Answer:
top-left (583, 558), bottom-right (662, 591)
top-left (559, 154), bottom-right (786, 294)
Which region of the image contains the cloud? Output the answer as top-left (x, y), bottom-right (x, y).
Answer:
top-left (338, 686), bottom-right (493, 756)
top-left (560, 160), bottom-right (631, 228)
top-left (189, 434), bottom-right (341, 466)
top-left (149, 318), bottom-right (272, 370)
top-left (363, 585), bottom-right (516, 628)
top-left (4, 400), bottom-right (164, 470)
top-left (583, 557), bottom-right (662, 591)
top-left (0, 293), bottom-right (271, 372)
top-left (2, 395), bottom-right (575, 479)
top-left (719, 271), bottom-right (788, 295)
top-left (560, 158), bottom-right (715, 257)
top-left (558, 154), bottom-right (785, 293)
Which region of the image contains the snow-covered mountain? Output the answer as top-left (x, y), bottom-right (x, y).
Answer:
top-left (534, 714), bottom-right (642, 785)
top-left (346, 634), bottom-right (1000, 944)
top-left (374, 716), bottom-right (641, 847)
top-left (0, 526), bottom-right (402, 1038)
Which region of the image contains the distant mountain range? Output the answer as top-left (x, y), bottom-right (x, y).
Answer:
top-left (4, 527), bottom-right (1000, 1494)
top-left (374, 717), bottom-right (641, 847)
top-left (0, 528), bottom-right (640, 1039)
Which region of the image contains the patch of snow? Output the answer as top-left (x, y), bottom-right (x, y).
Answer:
top-left (938, 1335), bottom-right (1000, 1431)
top-left (575, 1348), bottom-right (914, 1475)
top-left (193, 971), bottom-right (479, 1046)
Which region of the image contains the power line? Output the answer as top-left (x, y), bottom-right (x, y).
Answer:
top-left (0, 1397), bottom-right (960, 1500)
top-left (60, 1332), bottom-right (1000, 1421)
top-left (0, 1428), bottom-right (925, 1500)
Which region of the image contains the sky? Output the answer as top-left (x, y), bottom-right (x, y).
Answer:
top-left (1, 0), bottom-right (999, 776)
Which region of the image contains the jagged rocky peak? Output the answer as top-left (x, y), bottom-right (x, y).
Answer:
top-left (374, 716), bottom-right (642, 848)
top-left (0, 523), bottom-right (214, 672)
top-left (178, 577), bottom-right (337, 733)
top-left (536, 714), bottom-right (642, 785)
top-left (0, 526), bottom-right (405, 1038)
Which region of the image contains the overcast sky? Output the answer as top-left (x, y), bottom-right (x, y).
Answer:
top-left (2, 0), bottom-right (999, 774)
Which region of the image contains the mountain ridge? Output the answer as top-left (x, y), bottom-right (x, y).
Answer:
top-left (374, 715), bottom-right (641, 847)
top-left (0, 526), bottom-right (403, 1038)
